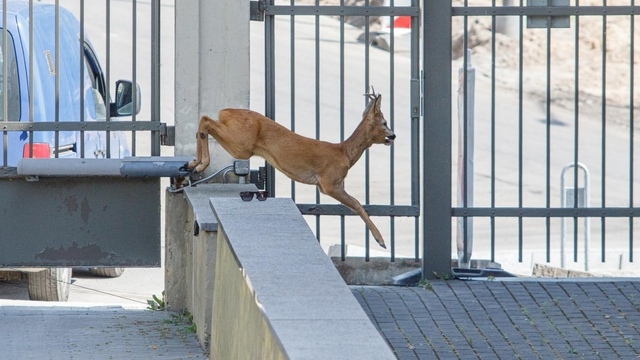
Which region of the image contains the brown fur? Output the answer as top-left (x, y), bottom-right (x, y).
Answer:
top-left (188, 92), bottom-right (395, 248)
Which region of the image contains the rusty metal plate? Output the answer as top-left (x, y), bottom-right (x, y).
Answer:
top-left (0, 176), bottom-right (160, 267)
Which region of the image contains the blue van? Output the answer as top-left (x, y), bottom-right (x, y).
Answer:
top-left (0, 1), bottom-right (138, 165)
top-left (0, 2), bottom-right (139, 301)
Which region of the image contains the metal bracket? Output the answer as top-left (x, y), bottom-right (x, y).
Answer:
top-left (452, 267), bottom-right (517, 279)
top-left (250, 0), bottom-right (265, 22)
top-left (160, 124), bottom-right (175, 146)
top-left (527, 0), bottom-right (570, 29)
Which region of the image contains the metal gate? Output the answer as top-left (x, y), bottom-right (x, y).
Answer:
top-left (252, 0), bottom-right (421, 261)
top-left (425, 0), bottom-right (640, 278)
top-left (0, 0), bottom-right (167, 266)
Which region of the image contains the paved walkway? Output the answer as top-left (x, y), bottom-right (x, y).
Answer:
top-left (0, 303), bottom-right (207, 359)
top-left (3, 279), bottom-right (640, 359)
top-left (352, 280), bottom-right (640, 359)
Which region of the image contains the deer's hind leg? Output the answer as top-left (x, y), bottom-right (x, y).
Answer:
top-left (188, 115), bottom-right (217, 173)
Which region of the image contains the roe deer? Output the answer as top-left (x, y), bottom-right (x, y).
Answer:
top-left (188, 90), bottom-right (395, 249)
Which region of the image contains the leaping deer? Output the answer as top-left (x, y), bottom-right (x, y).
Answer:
top-left (188, 90), bottom-right (395, 249)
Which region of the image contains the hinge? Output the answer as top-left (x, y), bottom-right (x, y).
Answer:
top-left (410, 77), bottom-right (421, 118)
top-left (160, 124), bottom-right (175, 146)
top-left (250, 0), bottom-right (265, 22)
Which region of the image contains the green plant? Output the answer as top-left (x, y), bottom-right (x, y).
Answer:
top-left (147, 291), bottom-right (165, 311)
top-left (166, 310), bottom-right (197, 335)
top-left (417, 279), bottom-right (433, 291)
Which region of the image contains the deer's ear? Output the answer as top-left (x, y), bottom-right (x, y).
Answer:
top-left (375, 94), bottom-right (382, 111)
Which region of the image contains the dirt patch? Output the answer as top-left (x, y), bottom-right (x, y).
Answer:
top-left (452, 0), bottom-right (639, 127)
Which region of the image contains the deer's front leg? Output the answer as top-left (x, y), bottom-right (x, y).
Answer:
top-left (320, 182), bottom-right (387, 249)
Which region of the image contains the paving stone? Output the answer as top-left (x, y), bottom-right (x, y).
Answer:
top-left (352, 280), bottom-right (640, 359)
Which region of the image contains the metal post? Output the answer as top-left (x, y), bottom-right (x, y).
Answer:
top-left (423, 0), bottom-right (452, 279)
top-left (560, 162), bottom-right (590, 271)
top-left (150, 0), bottom-right (161, 156)
top-left (456, 49), bottom-right (475, 269)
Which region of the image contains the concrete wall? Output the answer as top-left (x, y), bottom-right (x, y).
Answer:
top-left (165, 184), bottom-right (395, 358)
top-left (165, 184), bottom-right (257, 348)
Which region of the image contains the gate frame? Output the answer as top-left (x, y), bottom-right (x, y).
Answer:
top-left (445, 2), bottom-right (640, 279)
top-left (258, 0), bottom-right (423, 262)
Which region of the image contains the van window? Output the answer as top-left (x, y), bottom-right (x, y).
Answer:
top-left (0, 32), bottom-right (20, 121)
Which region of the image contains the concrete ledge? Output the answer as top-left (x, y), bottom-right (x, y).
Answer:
top-left (184, 184), bottom-right (257, 233)
top-left (209, 197), bottom-right (395, 359)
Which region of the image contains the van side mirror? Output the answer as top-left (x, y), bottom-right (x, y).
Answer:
top-left (111, 80), bottom-right (141, 117)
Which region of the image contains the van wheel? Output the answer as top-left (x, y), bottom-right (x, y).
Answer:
top-left (27, 268), bottom-right (71, 301)
top-left (89, 267), bottom-right (125, 278)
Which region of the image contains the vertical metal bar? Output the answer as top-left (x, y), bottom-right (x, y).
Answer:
top-left (630, 4), bottom-right (635, 263)
top-left (27, 0), bottom-right (33, 158)
top-left (131, 0), bottom-right (137, 156)
top-left (54, 0), bottom-right (59, 158)
top-left (364, 0), bottom-right (371, 261)
top-left (290, 0), bottom-right (296, 202)
top-left (490, 0), bottom-right (496, 262)
top-left (423, 0), bottom-right (452, 279)
top-left (545, 15), bottom-right (552, 263)
top-left (79, 0), bottom-right (85, 158)
top-left (389, 0), bottom-right (396, 261)
top-left (573, 0), bottom-right (581, 265)
top-left (410, 1), bottom-right (420, 261)
top-left (2, 0), bottom-right (6, 166)
top-left (601, 0), bottom-right (607, 261)
top-left (265, 0), bottom-right (276, 197)
top-left (461, 0), bottom-right (469, 265)
top-left (151, 0), bottom-right (161, 156)
top-left (340, 0), bottom-right (346, 261)
top-left (517, 0), bottom-right (524, 263)
top-left (314, 0), bottom-right (321, 242)
top-left (105, 0), bottom-right (111, 157)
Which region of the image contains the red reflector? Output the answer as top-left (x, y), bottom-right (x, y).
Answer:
top-left (23, 143), bottom-right (51, 158)
top-left (393, 16), bottom-right (411, 29)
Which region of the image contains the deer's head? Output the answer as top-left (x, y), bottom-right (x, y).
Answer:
top-left (362, 90), bottom-right (396, 146)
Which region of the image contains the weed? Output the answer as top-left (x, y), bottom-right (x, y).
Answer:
top-left (418, 279), bottom-right (433, 291)
top-left (167, 310), bottom-right (198, 334)
top-left (147, 291), bottom-right (165, 311)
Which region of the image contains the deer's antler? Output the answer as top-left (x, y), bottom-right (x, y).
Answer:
top-left (364, 86), bottom-right (378, 102)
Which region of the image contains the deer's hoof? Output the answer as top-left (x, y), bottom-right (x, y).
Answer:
top-left (187, 159), bottom-right (200, 170)
top-left (194, 163), bottom-right (209, 174)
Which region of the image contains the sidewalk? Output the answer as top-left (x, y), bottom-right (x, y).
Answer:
top-left (0, 272), bottom-right (207, 360)
top-left (0, 301), bottom-right (207, 359)
top-left (353, 279), bottom-right (640, 359)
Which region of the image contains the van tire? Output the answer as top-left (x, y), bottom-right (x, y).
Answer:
top-left (89, 267), bottom-right (125, 278)
top-left (27, 268), bottom-right (71, 301)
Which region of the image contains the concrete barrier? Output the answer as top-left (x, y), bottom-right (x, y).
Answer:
top-left (165, 184), bottom-right (258, 348)
top-left (209, 197), bottom-right (395, 359)
top-left (165, 184), bottom-right (395, 358)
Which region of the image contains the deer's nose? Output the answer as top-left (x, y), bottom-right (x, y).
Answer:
top-left (388, 134), bottom-right (396, 140)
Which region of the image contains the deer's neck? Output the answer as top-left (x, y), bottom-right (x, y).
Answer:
top-left (341, 122), bottom-right (372, 168)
